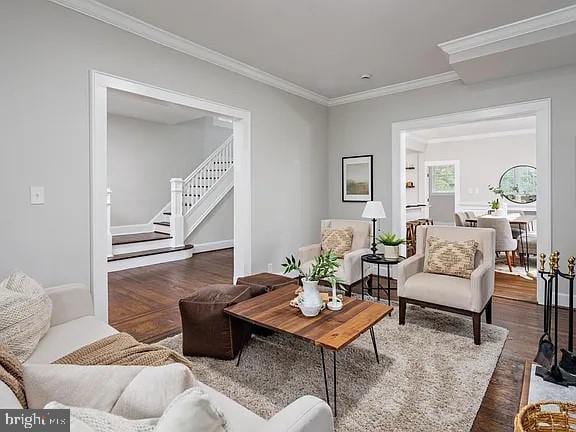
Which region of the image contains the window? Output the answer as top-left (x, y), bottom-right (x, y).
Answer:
top-left (429, 165), bottom-right (455, 194)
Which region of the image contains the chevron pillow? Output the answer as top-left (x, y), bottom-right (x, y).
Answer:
top-left (321, 227), bottom-right (353, 258)
top-left (423, 236), bottom-right (478, 279)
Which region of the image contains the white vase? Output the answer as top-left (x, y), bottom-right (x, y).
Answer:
top-left (383, 245), bottom-right (400, 259)
top-left (299, 279), bottom-right (323, 317)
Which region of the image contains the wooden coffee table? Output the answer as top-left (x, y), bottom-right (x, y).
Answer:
top-left (224, 283), bottom-right (393, 415)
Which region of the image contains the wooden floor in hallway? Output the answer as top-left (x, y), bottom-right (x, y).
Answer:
top-left (108, 248), bottom-right (233, 343)
top-left (108, 248), bottom-right (564, 432)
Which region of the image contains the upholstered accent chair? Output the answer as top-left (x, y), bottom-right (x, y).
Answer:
top-left (299, 219), bottom-right (371, 295)
top-left (397, 225), bottom-right (495, 345)
top-left (477, 216), bottom-right (517, 272)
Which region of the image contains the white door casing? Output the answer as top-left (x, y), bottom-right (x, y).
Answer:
top-left (90, 71), bottom-right (252, 321)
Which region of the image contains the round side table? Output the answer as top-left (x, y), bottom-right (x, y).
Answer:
top-left (361, 254), bottom-right (405, 305)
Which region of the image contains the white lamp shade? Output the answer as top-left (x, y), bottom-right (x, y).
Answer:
top-left (362, 201), bottom-right (387, 219)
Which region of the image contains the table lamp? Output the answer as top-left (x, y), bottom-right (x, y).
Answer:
top-left (362, 201), bottom-right (387, 257)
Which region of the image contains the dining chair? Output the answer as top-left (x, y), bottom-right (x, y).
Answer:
top-left (477, 217), bottom-right (517, 272)
top-left (454, 212), bottom-right (467, 226)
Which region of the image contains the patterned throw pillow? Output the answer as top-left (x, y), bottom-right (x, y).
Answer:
top-left (0, 272), bottom-right (52, 362)
top-left (423, 236), bottom-right (478, 279)
top-left (321, 227), bottom-right (353, 258)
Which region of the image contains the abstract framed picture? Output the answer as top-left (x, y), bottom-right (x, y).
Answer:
top-left (342, 155), bottom-right (373, 202)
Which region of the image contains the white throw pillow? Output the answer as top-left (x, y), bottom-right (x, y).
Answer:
top-left (0, 272), bottom-right (52, 361)
top-left (46, 388), bottom-right (228, 432)
top-left (24, 363), bottom-right (196, 419)
top-left (155, 387), bottom-right (228, 432)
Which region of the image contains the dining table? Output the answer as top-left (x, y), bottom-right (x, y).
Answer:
top-left (465, 213), bottom-right (536, 273)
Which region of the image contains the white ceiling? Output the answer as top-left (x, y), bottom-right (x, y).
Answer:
top-left (409, 116), bottom-right (536, 143)
top-left (95, 0), bottom-right (576, 98)
top-left (107, 89), bottom-right (214, 124)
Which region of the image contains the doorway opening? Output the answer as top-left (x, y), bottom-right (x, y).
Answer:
top-left (392, 100), bottom-right (551, 304)
top-left (90, 71), bottom-right (252, 322)
top-left (424, 160), bottom-right (460, 225)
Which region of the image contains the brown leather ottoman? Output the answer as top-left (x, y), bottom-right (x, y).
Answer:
top-left (236, 272), bottom-right (295, 296)
top-left (236, 273), bottom-right (295, 336)
top-left (179, 284), bottom-right (251, 360)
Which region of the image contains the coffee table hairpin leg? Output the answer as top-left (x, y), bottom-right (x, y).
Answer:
top-left (319, 327), bottom-right (379, 417)
top-left (320, 348), bottom-right (338, 417)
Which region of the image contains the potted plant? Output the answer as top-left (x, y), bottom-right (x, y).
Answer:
top-left (377, 232), bottom-right (405, 259)
top-left (282, 251), bottom-right (342, 316)
top-left (489, 198), bottom-right (500, 214)
top-left (489, 185), bottom-right (507, 216)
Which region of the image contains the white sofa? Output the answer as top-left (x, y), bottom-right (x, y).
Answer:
top-left (0, 283), bottom-right (334, 432)
top-left (299, 219), bottom-right (371, 294)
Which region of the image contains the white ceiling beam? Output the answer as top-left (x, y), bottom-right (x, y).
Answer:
top-left (438, 4), bottom-right (576, 64)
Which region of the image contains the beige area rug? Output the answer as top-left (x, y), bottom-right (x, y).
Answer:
top-left (159, 304), bottom-right (508, 432)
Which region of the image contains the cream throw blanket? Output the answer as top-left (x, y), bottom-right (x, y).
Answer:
top-left (54, 333), bottom-right (193, 368)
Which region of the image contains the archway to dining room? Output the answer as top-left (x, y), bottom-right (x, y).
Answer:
top-left (391, 99), bottom-right (550, 304)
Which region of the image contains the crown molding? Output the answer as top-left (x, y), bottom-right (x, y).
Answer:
top-left (48, 0), bottom-right (463, 107)
top-left (327, 72), bottom-right (460, 107)
top-left (439, 5), bottom-right (576, 64)
top-left (48, 0), bottom-right (329, 105)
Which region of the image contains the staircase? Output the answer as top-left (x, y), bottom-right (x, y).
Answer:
top-left (107, 137), bottom-right (234, 272)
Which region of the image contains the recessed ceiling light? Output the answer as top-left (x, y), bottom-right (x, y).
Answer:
top-left (360, 74), bottom-right (372, 80)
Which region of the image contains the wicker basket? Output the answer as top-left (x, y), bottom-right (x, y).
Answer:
top-left (515, 401), bottom-right (576, 432)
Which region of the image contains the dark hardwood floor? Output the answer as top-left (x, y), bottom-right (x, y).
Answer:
top-left (108, 248), bottom-right (233, 342)
top-left (108, 248), bottom-right (565, 432)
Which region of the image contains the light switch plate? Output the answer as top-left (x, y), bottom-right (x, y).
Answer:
top-left (30, 186), bottom-right (45, 205)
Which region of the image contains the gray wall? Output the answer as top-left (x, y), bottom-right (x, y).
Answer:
top-left (108, 115), bottom-right (204, 226)
top-left (107, 114), bottom-right (232, 227)
top-left (188, 190), bottom-right (234, 245)
top-left (0, 0), bottom-right (328, 285)
top-left (423, 134), bottom-right (536, 205)
top-left (328, 64), bottom-right (576, 258)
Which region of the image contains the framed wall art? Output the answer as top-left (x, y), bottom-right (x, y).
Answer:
top-left (342, 155), bottom-right (373, 202)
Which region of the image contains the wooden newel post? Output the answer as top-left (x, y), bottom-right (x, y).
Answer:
top-left (106, 188), bottom-right (113, 257)
top-left (170, 178), bottom-right (185, 247)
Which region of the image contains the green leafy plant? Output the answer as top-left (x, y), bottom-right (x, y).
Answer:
top-left (489, 198), bottom-right (500, 210)
top-left (282, 250), bottom-right (343, 287)
top-left (489, 184), bottom-right (505, 198)
top-left (376, 232), bottom-right (405, 246)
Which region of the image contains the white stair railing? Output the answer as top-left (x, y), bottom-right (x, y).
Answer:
top-left (170, 178), bottom-right (184, 247)
top-left (182, 136), bottom-right (233, 213)
top-left (168, 137), bottom-right (233, 244)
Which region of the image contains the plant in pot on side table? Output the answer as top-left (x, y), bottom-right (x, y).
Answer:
top-left (377, 232), bottom-right (405, 260)
top-left (282, 251), bottom-right (344, 316)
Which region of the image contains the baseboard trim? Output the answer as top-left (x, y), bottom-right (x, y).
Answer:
top-left (110, 224), bottom-right (154, 235)
top-left (193, 239), bottom-right (234, 253)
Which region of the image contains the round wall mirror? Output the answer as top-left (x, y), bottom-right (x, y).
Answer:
top-left (498, 165), bottom-right (537, 204)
